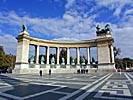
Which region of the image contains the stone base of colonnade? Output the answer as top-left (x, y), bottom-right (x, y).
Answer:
top-left (13, 64), bottom-right (78, 74)
top-left (13, 64), bottom-right (41, 74)
top-left (94, 63), bottom-right (116, 72)
top-left (13, 63), bottom-right (116, 74)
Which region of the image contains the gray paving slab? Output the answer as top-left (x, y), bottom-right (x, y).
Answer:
top-left (24, 92), bottom-right (66, 100)
top-left (0, 72), bottom-right (133, 100)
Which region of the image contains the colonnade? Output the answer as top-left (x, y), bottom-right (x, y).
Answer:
top-left (14, 29), bottom-right (115, 74)
top-left (32, 46), bottom-right (92, 65)
top-left (32, 44), bottom-right (114, 65)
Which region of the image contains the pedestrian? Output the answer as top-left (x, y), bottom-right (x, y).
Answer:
top-left (39, 70), bottom-right (42, 76)
top-left (119, 68), bottom-right (121, 75)
top-left (49, 69), bottom-right (51, 75)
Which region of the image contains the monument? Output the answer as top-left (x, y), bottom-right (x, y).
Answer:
top-left (29, 55), bottom-right (34, 64)
top-left (71, 58), bottom-right (75, 65)
top-left (40, 56), bottom-right (45, 64)
top-left (51, 57), bottom-right (55, 65)
top-left (61, 57), bottom-right (65, 65)
top-left (14, 24), bottom-right (115, 74)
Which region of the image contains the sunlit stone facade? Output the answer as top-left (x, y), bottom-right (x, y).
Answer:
top-left (14, 29), bottom-right (115, 74)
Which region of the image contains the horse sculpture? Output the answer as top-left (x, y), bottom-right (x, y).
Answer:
top-left (96, 24), bottom-right (111, 35)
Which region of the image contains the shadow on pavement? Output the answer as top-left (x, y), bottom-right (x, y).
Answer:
top-left (0, 74), bottom-right (133, 100)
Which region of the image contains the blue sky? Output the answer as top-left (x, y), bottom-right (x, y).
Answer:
top-left (0, 0), bottom-right (133, 58)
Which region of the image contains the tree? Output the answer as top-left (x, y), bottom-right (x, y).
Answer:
top-left (0, 46), bottom-right (10, 68)
top-left (113, 47), bottom-right (121, 58)
top-left (113, 46), bottom-right (122, 69)
top-left (6, 54), bottom-right (16, 69)
top-left (123, 58), bottom-right (133, 68)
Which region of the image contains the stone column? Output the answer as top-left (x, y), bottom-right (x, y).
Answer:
top-left (35, 45), bottom-right (39, 64)
top-left (77, 47), bottom-right (80, 65)
top-left (67, 47), bottom-right (70, 65)
top-left (46, 46), bottom-right (49, 64)
top-left (14, 30), bottom-right (30, 74)
top-left (15, 38), bottom-right (30, 65)
top-left (57, 47), bottom-right (60, 65)
top-left (97, 43), bottom-right (115, 70)
top-left (87, 47), bottom-right (90, 64)
top-left (110, 45), bottom-right (115, 63)
top-left (97, 43), bottom-right (110, 64)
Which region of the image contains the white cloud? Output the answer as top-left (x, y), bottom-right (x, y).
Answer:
top-left (0, 0), bottom-right (133, 59)
top-left (120, 15), bottom-right (133, 27)
top-left (63, 13), bottom-right (74, 20)
top-left (124, 9), bottom-right (133, 15)
top-left (0, 11), bottom-right (97, 40)
top-left (0, 34), bottom-right (17, 55)
top-left (112, 26), bottom-right (133, 58)
top-left (113, 5), bottom-right (123, 17)
top-left (95, 0), bottom-right (133, 17)
top-left (65, 0), bottom-right (75, 9)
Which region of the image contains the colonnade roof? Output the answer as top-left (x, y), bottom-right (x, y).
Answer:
top-left (17, 32), bottom-right (114, 48)
top-left (33, 38), bottom-right (113, 48)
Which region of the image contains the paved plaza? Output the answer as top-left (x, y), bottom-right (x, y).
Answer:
top-left (0, 72), bottom-right (133, 100)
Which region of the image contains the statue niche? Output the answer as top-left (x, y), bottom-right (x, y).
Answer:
top-left (96, 24), bottom-right (112, 36)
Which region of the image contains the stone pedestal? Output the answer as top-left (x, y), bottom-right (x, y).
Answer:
top-left (97, 33), bottom-right (112, 39)
top-left (14, 30), bottom-right (30, 74)
top-left (76, 65), bottom-right (80, 69)
top-left (97, 64), bottom-right (115, 72)
top-left (97, 33), bottom-right (115, 71)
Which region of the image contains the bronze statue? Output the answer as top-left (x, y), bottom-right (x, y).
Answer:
top-left (22, 24), bottom-right (27, 31)
top-left (96, 25), bottom-right (100, 32)
top-left (51, 57), bottom-right (55, 64)
top-left (29, 55), bottom-right (34, 64)
top-left (96, 24), bottom-right (111, 35)
top-left (41, 56), bottom-right (45, 64)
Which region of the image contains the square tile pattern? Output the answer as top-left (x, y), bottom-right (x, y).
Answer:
top-left (0, 72), bottom-right (133, 100)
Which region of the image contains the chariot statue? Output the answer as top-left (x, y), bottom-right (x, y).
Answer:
top-left (96, 24), bottom-right (112, 35)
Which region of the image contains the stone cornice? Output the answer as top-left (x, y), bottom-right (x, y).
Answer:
top-left (28, 36), bottom-right (114, 47)
top-left (16, 33), bottom-right (114, 47)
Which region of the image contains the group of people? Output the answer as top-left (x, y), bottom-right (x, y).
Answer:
top-left (39, 69), bottom-right (51, 76)
top-left (77, 69), bottom-right (88, 74)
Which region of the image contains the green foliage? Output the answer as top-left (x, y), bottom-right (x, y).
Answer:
top-left (114, 47), bottom-right (121, 58)
top-left (0, 46), bottom-right (15, 68)
top-left (0, 46), bottom-right (5, 55)
top-left (115, 58), bottom-right (133, 70)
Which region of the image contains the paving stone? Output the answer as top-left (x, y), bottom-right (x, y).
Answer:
top-left (0, 72), bottom-right (133, 100)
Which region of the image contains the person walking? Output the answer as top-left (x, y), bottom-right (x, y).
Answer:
top-left (49, 69), bottom-right (51, 75)
top-left (39, 70), bottom-right (42, 76)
